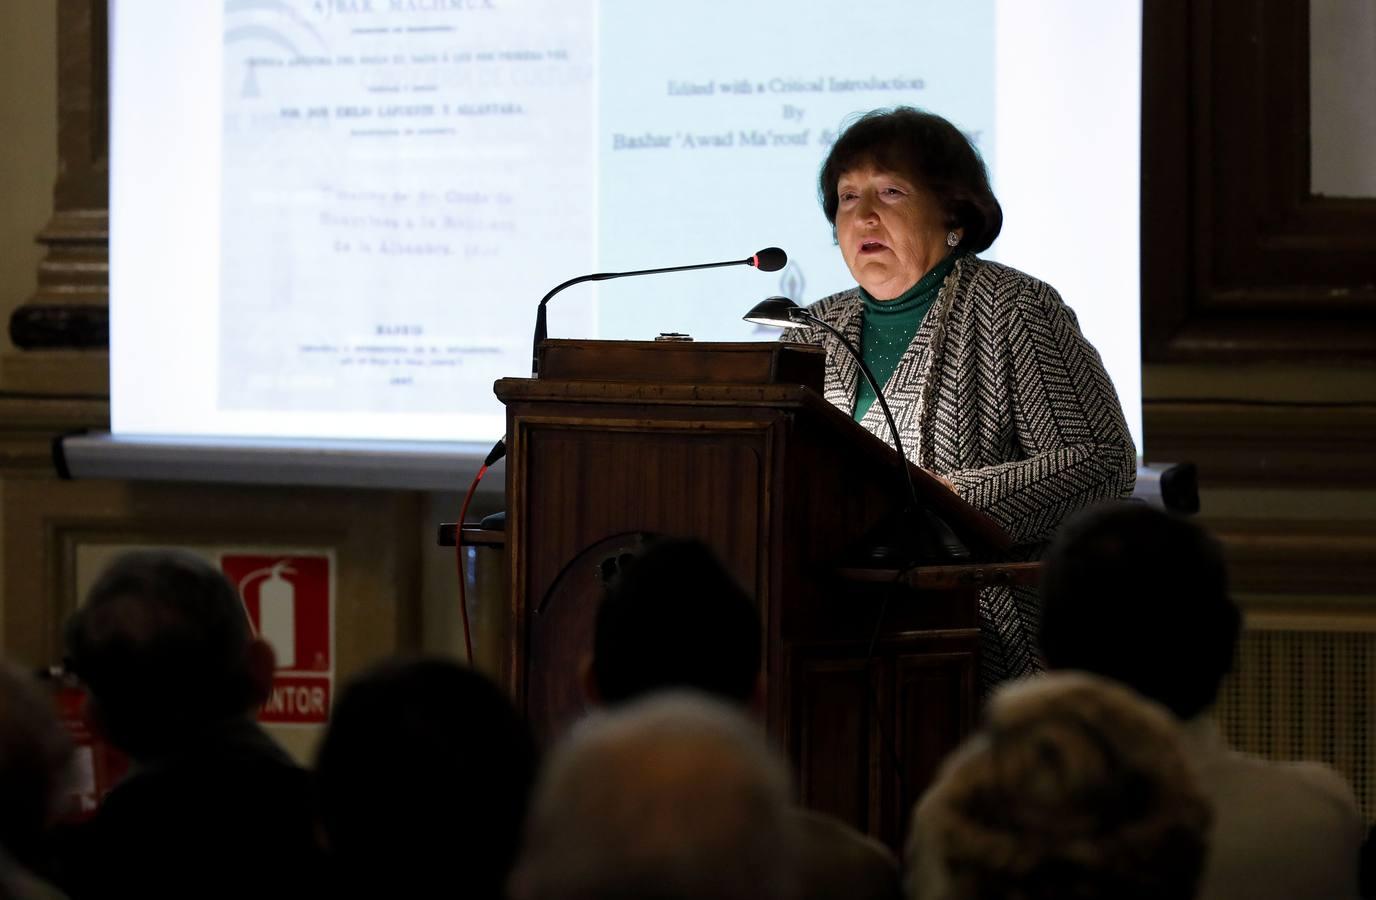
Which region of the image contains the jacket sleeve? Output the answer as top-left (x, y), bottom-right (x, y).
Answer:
top-left (945, 278), bottom-right (1137, 545)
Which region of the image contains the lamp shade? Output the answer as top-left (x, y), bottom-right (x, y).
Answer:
top-left (742, 296), bottom-right (804, 328)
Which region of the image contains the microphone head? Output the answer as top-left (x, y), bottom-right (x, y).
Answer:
top-left (751, 247), bottom-right (787, 272)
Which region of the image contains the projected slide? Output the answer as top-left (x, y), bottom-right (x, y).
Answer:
top-left (215, 0), bottom-right (989, 416)
top-left (110, 1), bottom-right (1141, 445)
top-left (597, 1), bottom-right (992, 342)
top-left (218, 1), bottom-right (595, 415)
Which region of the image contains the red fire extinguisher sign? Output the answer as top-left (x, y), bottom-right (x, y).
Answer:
top-left (221, 553), bottom-right (333, 725)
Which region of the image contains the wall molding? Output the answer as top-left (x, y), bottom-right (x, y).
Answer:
top-left (0, 393), bottom-right (107, 473)
top-left (2, 476), bottom-right (423, 670)
top-left (1141, 0), bottom-right (1376, 362)
top-left (1211, 516), bottom-right (1376, 599)
top-left (6, 0), bottom-right (109, 356)
top-left (1145, 398), bottom-right (1376, 487)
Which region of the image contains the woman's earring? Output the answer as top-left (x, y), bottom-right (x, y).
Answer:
top-left (946, 231), bottom-right (960, 248)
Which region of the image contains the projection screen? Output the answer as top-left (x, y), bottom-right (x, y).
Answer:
top-left (107, 0), bottom-right (1142, 462)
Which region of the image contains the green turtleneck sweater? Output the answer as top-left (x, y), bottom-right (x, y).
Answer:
top-left (853, 252), bottom-right (959, 421)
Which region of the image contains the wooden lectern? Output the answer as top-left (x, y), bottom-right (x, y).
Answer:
top-left (491, 339), bottom-right (1034, 849)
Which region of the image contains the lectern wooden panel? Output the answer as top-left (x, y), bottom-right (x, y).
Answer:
top-left (495, 340), bottom-right (1017, 849)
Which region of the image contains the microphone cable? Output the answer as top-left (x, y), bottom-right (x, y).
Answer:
top-left (453, 438), bottom-right (506, 665)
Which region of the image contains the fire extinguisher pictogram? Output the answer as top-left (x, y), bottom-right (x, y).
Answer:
top-left (236, 561), bottom-right (297, 670)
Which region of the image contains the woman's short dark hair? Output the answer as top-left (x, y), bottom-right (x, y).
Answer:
top-left (819, 107), bottom-right (1003, 253)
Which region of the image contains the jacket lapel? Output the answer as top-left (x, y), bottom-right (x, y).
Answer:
top-left (853, 256), bottom-right (968, 466)
top-left (911, 256), bottom-right (967, 467)
top-left (810, 256), bottom-right (969, 468)
top-left (821, 294), bottom-right (865, 414)
top-left (857, 315), bottom-right (931, 456)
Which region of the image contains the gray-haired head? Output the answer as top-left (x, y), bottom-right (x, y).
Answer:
top-left (906, 672), bottom-right (1210, 900)
top-left (512, 691), bottom-right (799, 900)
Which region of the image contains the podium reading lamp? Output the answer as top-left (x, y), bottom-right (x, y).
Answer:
top-left (743, 295), bottom-right (967, 565)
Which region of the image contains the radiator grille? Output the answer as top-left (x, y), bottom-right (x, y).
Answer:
top-left (1214, 628), bottom-right (1373, 822)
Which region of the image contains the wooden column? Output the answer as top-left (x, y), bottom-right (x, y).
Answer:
top-left (4, 0), bottom-right (109, 393)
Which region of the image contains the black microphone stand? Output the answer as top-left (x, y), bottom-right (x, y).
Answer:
top-left (791, 310), bottom-right (918, 508)
top-left (744, 296), bottom-right (968, 566)
top-left (442, 250), bottom-right (788, 544)
top-left (531, 250), bottom-right (784, 376)
top-left (793, 308), bottom-right (967, 565)
top-left (744, 297), bottom-right (968, 816)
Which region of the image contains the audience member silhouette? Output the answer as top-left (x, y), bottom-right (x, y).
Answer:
top-left (314, 656), bottom-right (538, 899)
top-left (1039, 503), bottom-right (1364, 900)
top-left (56, 549), bottom-right (316, 899)
top-left (587, 537), bottom-right (762, 708)
top-left (0, 662), bottom-right (72, 900)
top-left (906, 672), bottom-right (1211, 900)
top-left (511, 692), bottom-right (798, 900)
top-left (584, 537), bottom-right (901, 900)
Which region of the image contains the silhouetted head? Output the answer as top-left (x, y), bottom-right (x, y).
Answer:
top-left (0, 662), bottom-right (73, 866)
top-left (64, 549), bottom-right (273, 759)
top-left (1039, 503), bottom-right (1240, 719)
top-left (315, 657), bottom-right (538, 898)
top-left (589, 538), bottom-right (762, 710)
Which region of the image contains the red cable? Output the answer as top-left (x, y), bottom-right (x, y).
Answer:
top-left (454, 463), bottom-right (488, 665)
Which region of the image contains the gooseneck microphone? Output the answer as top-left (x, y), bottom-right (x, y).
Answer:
top-left (743, 295), bottom-right (969, 564)
top-left (531, 247), bottom-right (787, 376)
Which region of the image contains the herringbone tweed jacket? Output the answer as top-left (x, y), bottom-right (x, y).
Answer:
top-left (785, 254), bottom-right (1136, 686)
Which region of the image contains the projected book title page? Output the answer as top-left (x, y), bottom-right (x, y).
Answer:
top-left (213, 0), bottom-right (990, 433)
top-left (218, 1), bottom-right (595, 422)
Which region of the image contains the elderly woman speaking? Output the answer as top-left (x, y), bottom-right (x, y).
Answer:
top-left (786, 107), bottom-right (1136, 687)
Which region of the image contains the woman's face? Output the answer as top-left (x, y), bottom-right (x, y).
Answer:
top-left (835, 164), bottom-right (956, 301)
